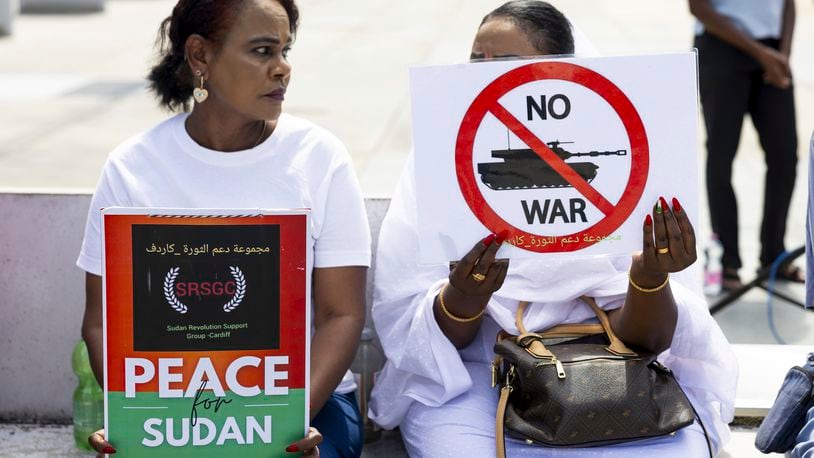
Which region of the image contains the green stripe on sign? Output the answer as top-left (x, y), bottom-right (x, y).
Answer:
top-left (107, 389), bottom-right (306, 457)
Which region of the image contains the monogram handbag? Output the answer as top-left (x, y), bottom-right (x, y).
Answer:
top-left (492, 296), bottom-right (710, 457)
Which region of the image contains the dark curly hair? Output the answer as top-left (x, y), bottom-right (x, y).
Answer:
top-left (482, 1), bottom-right (574, 56)
top-left (147, 0), bottom-right (300, 112)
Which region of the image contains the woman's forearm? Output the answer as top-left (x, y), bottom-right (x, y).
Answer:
top-left (82, 325), bottom-right (105, 387)
top-left (779, 0), bottom-right (795, 57)
top-left (609, 268), bottom-right (678, 355)
top-left (82, 273), bottom-right (105, 387)
top-left (433, 284), bottom-right (489, 349)
top-left (310, 266), bottom-right (366, 417)
top-left (309, 314), bottom-right (363, 418)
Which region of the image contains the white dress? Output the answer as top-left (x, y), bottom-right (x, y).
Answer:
top-left (369, 156), bottom-right (737, 457)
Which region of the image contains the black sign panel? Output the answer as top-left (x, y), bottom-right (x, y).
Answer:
top-left (131, 224), bottom-right (280, 351)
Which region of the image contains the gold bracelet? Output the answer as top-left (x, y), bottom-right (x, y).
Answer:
top-left (628, 270), bottom-right (669, 293)
top-left (438, 284), bottom-right (486, 323)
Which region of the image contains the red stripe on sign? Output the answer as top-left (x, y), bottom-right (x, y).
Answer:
top-left (487, 102), bottom-right (616, 216)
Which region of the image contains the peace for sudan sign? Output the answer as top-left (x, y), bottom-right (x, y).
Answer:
top-left (101, 208), bottom-right (309, 457)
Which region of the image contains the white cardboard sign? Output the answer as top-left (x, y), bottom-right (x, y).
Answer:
top-left (410, 53), bottom-right (699, 264)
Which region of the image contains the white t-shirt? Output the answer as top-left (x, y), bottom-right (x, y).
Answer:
top-left (695, 0), bottom-right (785, 39)
top-left (77, 112), bottom-right (371, 393)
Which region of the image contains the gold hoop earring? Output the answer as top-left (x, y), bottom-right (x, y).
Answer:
top-left (192, 70), bottom-right (208, 103)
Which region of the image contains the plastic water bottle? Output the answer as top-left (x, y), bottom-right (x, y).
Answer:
top-left (704, 234), bottom-right (723, 296)
top-left (351, 327), bottom-right (385, 443)
top-left (72, 339), bottom-right (103, 451)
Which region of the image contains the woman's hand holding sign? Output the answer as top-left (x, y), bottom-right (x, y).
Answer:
top-left (609, 196), bottom-right (695, 356)
top-left (632, 196), bottom-right (697, 286)
top-left (89, 429), bottom-right (114, 457)
top-left (285, 427), bottom-right (323, 456)
top-left (435, 233), bottom-right (510, 349)
top-left (450, 232), bottom-right (510, 296)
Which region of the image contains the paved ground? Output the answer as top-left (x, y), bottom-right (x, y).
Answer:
top-left (0, 424), bottom-right (408, 457)
top-left (1, 0), bottom-right (813, 456)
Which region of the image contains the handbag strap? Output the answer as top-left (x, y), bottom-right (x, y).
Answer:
top-left (515, 297), bottom-right (637, 357)
top-left (539, 322), bottom-right (605, 338)
top-left (496, 385), bottom-right (511, 458)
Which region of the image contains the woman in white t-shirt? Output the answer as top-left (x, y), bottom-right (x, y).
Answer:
top-left (370, 1), bottom-right (736, 457)
top-left (78, 1), bottom-right (370, 456)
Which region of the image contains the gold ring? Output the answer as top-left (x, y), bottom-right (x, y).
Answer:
top-left (657, 247), bottom-right (670, 254)
top-left (471, 272), bottom-right (487, 282)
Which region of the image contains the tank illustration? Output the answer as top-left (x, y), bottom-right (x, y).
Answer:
top-left (476, 140), bottom-right (627, 190)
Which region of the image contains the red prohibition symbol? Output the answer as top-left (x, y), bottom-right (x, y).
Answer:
top-left (455, 61), bottom-right (649, 252)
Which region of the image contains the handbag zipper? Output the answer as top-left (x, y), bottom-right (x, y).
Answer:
top-left (535, 357), bottom-right (566, 379)
top-left (534, 355), bottom-right (636, 380)
top-left (561, 356), bottom-right (635, 364)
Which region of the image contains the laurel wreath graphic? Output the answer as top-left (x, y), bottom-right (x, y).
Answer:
top-left (223, 266), bottom-right (246, 313)
top-left (163, 267), bottom-right (188, 314)
top-left (162, 266), bottom-right (246, 314)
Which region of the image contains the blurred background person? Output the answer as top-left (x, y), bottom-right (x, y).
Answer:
top-left (690, 0), bottom-right (801, 291)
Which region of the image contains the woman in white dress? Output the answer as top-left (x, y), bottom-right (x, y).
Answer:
top-left (369, 2), bottom-right (737, 456)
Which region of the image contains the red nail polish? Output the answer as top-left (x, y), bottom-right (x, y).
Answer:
top-left (286, 444), bottom-right (300, 453)
top-left (659, 196), bottom-right (669, 212)
top-left (645, 214), bottom-right (652, 226)
top-left (672, 197), bottom-right (681, 213)
top-left (102, 446), bottom-right (116, 454)
top-left (496, 230), bottom-right (509, 245)
top-left (481, 233), bottom-right (495, 246)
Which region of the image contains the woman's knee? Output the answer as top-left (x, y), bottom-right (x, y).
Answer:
top-left (312, 392), bottom-right (363, 458)
top-left (400, 401), bottom-right (497, 457)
